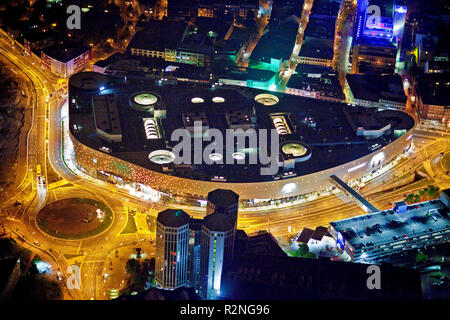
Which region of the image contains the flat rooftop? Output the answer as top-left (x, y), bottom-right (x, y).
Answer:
top-left (42, 44), bottom-right (90, 63)
top-left (416, 73), bottom-right (450, 107)
top-left (69, 73), bottom-right (414, 183)
top-left (330, 198), bottom-right (450, 249)
top-left (129, 20), bottom-right (188, 51)
top-left (287, 73), bottom-right (344, 100)
top-left (346, 74), bottom-right (406, 104)
top-left (251, 20), bottom-right (300, 62)
top-left (299, 37), bottom-right (334, 60)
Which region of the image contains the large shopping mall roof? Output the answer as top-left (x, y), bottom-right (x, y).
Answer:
top-left (68, 72), bottom-right (414, 183)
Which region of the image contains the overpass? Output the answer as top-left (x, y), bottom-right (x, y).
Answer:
top-left (329, 175), bottom-right (379, 213)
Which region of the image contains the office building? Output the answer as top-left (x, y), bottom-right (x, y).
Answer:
top-left (155, 209), bottom-right (190, 290)
top-left (206, 189), bottom-right (239, 231)
top-left (199, 213), bottom-right (235, 300)
top-left (188, 218), bottom-right (203, 290)
top-left (41, 44), bottom-right (92, 78)
top-left (351, 0), bottom-right (407, 74)
top-left (416, 73), bottom-right (450, 124)
top-left (345, 74), bottom-right (406, 110)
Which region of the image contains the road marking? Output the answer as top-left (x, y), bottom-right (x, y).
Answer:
top-left (77, 240), bottom-right (83, 254)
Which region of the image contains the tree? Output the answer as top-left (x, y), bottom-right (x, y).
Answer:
top-left (302, 252), bottom-right (317, 259)
top-left (427, 185), bottom-right (439, 199)
top-left (297, 243), bottom-right (309, 256)
top-left (415, 252), bottom-right (428, 264)
top-left (405, 193), bottom-right (415, 204)
top-left (125, 258), bottom-right (140, 276)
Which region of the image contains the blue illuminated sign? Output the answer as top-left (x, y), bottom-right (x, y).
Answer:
top-left (336, 232), bottom-right (345, 252)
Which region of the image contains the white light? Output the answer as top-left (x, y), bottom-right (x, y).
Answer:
top-left (370, 152), bottom-right (385, 166)
top-left (191, 97), bottom-right (204, 103)
top-left (232, 152), bottom-right (245, 160)
top-left (348, 162), bottom-right (366, 173)
top-left (282, 183), bottom-right (296, 194)
top-left (212, 97), bottom-right (225, 103)
top-left (209, 153), bottom-right (223, 162)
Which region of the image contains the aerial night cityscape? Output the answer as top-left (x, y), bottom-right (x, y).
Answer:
top-left (0, 0), bottom-right (448, 312)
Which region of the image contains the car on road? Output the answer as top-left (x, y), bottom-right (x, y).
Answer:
top-left (34, 241), bottom-right (40, 246)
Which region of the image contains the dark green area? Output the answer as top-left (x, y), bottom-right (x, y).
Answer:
top-left (120, 213), bottom-right (138, 234)
top-left (36, 198), bottom-right (113, 240)
top-left (120, 258), bottom-right (155, 296)
top-left (146, 214), bottom-right (156, 233)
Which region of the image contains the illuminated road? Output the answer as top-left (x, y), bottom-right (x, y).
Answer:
top-left (277, 0), bottom-right (315, 89)
top-left (0, 19), bottom-right (449, 300)
top-left (333, 0), bottom-right (357, 87)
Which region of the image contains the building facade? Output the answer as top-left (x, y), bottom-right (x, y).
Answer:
top-left (199, 213), bottom-right (235, 300)
top-left (41, 46), bottom-right (92, 78)
top-left (206, 189), bottom-right (239, 232)
top-left (188, 218), bottom-right (203, 291)
top-left (155, 209), bottom-right (190, 290)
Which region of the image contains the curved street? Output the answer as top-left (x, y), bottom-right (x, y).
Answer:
top-left (0, 15), bottom-right (449, 300)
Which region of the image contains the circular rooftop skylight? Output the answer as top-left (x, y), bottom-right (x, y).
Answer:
top-left (282, 143), bottom-right (307, 157)
top-left (212, 97), bottom-right (225, 103)
top-left (191, 97), bottom-right (204, 103)
top-left (134, 93), bottom-right (158, 106)
top-left (232, 152), bottom-right (245, 161)
top-left (209, 153), bottom-right (223, 162)
top-left (148, 150), bottom-right (176, 165)
top-left (254, 93), bottom-right (279, 106)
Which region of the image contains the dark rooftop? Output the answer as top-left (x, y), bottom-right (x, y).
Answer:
top-left (299, 37), bottom-right (334, 60)
top-left (203, 213), bottom-right (234, 232)
top-left (157, 209), bottom-right (190, 227)
top-left (297, 227), bottom-right (314, 243)
top-left (220, 253), bottom-right (422, 300)
top-left (69, 75), bottom-right (415, 183)
top-left (416, 73), bottom-right (450, 106)
top-left (189, 218), bottom-right (203, 231)
top-left (251, 19), bottom-right (300, 62)
top-left (346, 74), bottom-right (406, 104)
top-left (216, 67), bottom-right (275, 82)
top-left (208, 189), bottom-right (239, 207)
top-left (42, 44), bottom-right (90, 63)
top-left (287, 73), bottom-right (344, 100)
top-left (310, 226), bottom-right (331, 241)
top-left (116, 286), bottom-right (200, 300)
top-left (129, 20), bottom-right (188, 51)
top-left (234, 230), bottom-right (287, 257)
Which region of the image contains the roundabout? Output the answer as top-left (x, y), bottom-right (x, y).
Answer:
top-left (36, 198), bottom-right (114, 240)
top-left (442, 152), bottom-right (450, 173)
